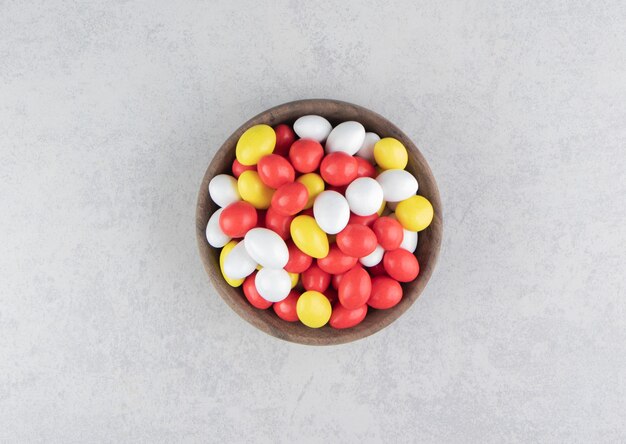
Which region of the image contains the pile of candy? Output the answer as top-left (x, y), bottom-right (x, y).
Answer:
top-left (206, 115), bottom-right (433, 329)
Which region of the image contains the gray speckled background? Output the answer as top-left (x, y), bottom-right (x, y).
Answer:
top-left (1, 1), bottom-right (625, 442)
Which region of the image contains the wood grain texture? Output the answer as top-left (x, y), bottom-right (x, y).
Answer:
top-left (196, 99), bottom-right (442, 345)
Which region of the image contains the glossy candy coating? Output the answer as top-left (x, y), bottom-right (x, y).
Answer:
top-left (236, 124), bottom-right (276, 166)
top-left (296, 291), bottom-right (332, 328)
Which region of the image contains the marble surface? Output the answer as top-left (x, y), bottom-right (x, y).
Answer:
top-left (1, 1), bottom-right (625, 442)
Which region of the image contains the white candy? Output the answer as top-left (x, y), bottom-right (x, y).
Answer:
top-left (345, 177), bottom-right (384, 216)
top-left (206, 208), bottom-right (231, 248)
top-left (209, 174), bottom-right (241, 208)
top-left (376, 169), bottom-right (418, 202)
top-left (355, 132), bottom-right (380, 162)
top-left (222, 240), bottom-right (257, 279)
top-left (325, 121), bottom-right (366, 155)
top-left (359, 245), bottom-right (384, 267)
top-left (255, 268), bottom-right (291, 302)
top-left (313, 191), bottom-right (350, 234)
top-left (400, 229), bottom-right (418, 253)
top-left (243, 228), bottom-right (288, 269)
top-left (293, 115), bottom-right (332, 142)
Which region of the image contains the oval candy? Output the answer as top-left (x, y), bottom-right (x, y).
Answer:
top-left (255, 267), bottom-right (291, 302)
top-left (219, 240), bottom-right (245, 287)
top-left (237, 170), bottom-right (275, 209)
top-left (236, 124), bottom-right (276, 166)
top-left (293, 115), bottom-right (332, 142)
top-left (290, 215), bottom-right (329, 259)
top-left (313, 190), bottom-right (350, 235)
top-left (345, 177), bottom-right (384, 217)
top-left (243, 227), bottom-right (289, 269)
top-left (222, 240), bottom-right (257, 279)
top-left (325, 121), bottom-right (366, 155)
top-left (376, 169), bottom-right (418, 202)
top-left (209, 174), bottom-right (241, 207)
top-left (297, 290), bottom-right (332, 328)
top-left (206, 208), bottom-right (231, 248)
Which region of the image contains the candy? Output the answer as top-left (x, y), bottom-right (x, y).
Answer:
top-left (359, 244), bottom-right (384, 267)
top-left (296, 291), bottom-right (332, 328)
top-left (345, 177), bottom-right (384, 216)
top-left (355, 156), bottom-right (377, 178)
top-left (273, 290), bottom-right (300, 322)
top-left (232, 159), bottom-right (256, 178)
top-left (313, 190), bottom-right (350, 235)
top-left (376, 169), bottom-right (418, 202)
top-left (317, 244), bottom-right (358, 275)
top-left (395, 195), bottom-right (433, 231)
top-left (301, 263), bottom-right (331, 292)
top-left (325, 121), bottom-right (366, 155)
top-left (219, 241), bottom-right (245, 287)
top-left (243, 228), bottom-right (289, 269)
top-left (284, 240), bottom-right (313, 273)
top-left (290, 215), bottom-right (329, 259)
top-left (257, 154), bottom-right (295, 189)
top-left (255, 267), bottom-right (291, 302)
top-left (355, 132), bottom-right (380, 163)
top-left (208, 174), bottom-right (241, 208)
top-left (206, 208), bottom-right (231, 248)
top-left (383, 249), bottom-right (419, 282)
top-left (296, 173), bottom-right (325, 209)
top-left (368, 276), bottom-right (403, 309)
top-left (293, 115), bottom-right (332, 142)
top-left (243, 273), bottom-right (272, 309)
top-left (372, 216), bottom-right (404, 250)
top-left (400, 228), bottom-right (418, 253)
top-left (289, 139), bottom-right (324, 173)
top-left (271, 182), bottom-right (309, 216)
top-left (237, 170), bottom-right (274, 209)
top-left (320, 152), bottom-right (358, 186)
top-left (273, 124), bottom-right (296, 157)
top-left (207, 117), bottom-right (434, 330)
top-left (338, 266), bottom-right (371, 309)
top-left (373, 137), bottom-right (408, 170)
top-left (222, 240), bottom-right (257, 279)
top-left (219, 201), bottom-right (257, 238)
top-left (236, 124), bottom-right (276, 166)
top-left (336, 224), bottom-right (377, 258)
top-left (264, 206), bottom-right (293, 240)
top-left (329, 304), bottom-right (368, 329)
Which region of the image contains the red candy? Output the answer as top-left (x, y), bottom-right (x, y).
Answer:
top-left (330, 304), bottom-right (368, 329)
top-left (331, 272), bottom-right (344, 290)
top-left (355, 157), bottom-right (376, 178)
top-left (271, 182), bottom-right (309, 216)
top-left (373, 216), bottom-right (404, 250)
top-left (257, 154), bottom-right (295, 189)
top-left (368, 276), bottom-right (403, 309)
top-left (219, 201), bottom-right (257, 238)
top-left (324, 286), bottom-right (338, 304)
top-left (264, 206), bottom-right (293, 239)
top-left (317, 244), bottom-right (358, 275)
top-left (232, 159), bottom-right (255, 178)
top-left (320, 152), bottom-right (358, 186)
top-left (338, 266), bottom-right (371, 309)
top-left (284, 240), bottom-right (313, 273)
top-left (273, 290), bottom-right (300, 321)
top-left (302, 263), bottom-right (331, 292)
top-left (243, 273), bottom-right (272, 309)
top-left (273, 124), bottom-right (296, 157)
top-left (348, 212), bottom-right (378, 227)
top-left (367, 262), bottom-right (388, 277)
top-left (336, 224), bottom-right (377, 258)
top-left (383, 249), bottom-right (420, 282)
top-left (289, 139), bottom-right (324, 173)
top-left (255, 209), bottom-right (267, 228)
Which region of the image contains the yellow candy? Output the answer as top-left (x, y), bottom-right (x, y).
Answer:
top-left (374, 138), bottom-right (408, 170)
top-left (288, 272), bottom-right (299, 289)
top-left (377, 200), bottom-right (386, 216)
top-left (296, 173), bottom-right (325, 209)
top-left (395, 195), bottom-right (434, 232)
top-left (219, 241), bottom-right (244, 287)
top-left (238, 170), bottom-right (274, 209)
top-left (296, 291), bottom-right (331, 328)
top-left (290, 215), bottom-right (329, 259)
top-left (236, 124), bottom-right (276, 166)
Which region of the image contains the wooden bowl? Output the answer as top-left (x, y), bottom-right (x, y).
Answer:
top-left (196, 99), bottom-right (442, 345)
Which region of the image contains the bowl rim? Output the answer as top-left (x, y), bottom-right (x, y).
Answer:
top-left (196, 98), bottom-right (443, 345)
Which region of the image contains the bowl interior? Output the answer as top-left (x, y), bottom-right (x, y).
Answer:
top-left (196, 99), bottom-right (442, 345)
